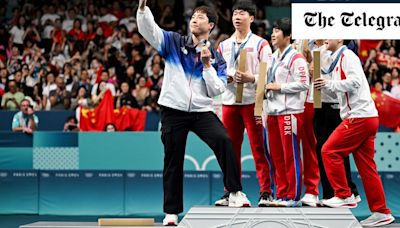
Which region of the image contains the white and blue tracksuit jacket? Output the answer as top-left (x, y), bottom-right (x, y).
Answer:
top-left (137, 7), bottom-right (227, 112)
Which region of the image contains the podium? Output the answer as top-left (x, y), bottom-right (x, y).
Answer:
top-left (178, 206), bottom-right (362, 228)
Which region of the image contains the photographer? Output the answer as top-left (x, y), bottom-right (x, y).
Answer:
top-left (11, 98), bottom-right (38, 134)
top-left (63, 116), bottom-right (79, 132)
top-left (1, 80), bottom-right (25, 110)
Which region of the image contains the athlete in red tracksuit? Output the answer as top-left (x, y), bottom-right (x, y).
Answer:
top-left (264, 18), bottom-right (309, 207)
top-left (215, 0), bottom-right (273, 207)
top-left (293, 39), bottom-right (321, 207)
top-left (315, 39), bottom-right (394, 227)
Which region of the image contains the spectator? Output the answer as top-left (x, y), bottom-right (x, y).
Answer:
top-left (62, 8), bottom-right (77, 32)
top-left (9, 16), bottom-right (26, 53)
top-left (63, 115), bottom-right (79, 132)
top-left (111, 1), bottom-right (125, 20)
top-left (49, 76), bottom-right (71, 110)
top-left (367, 62), bottom-right (380, 86)
top-left (50, 42), bottom-right (67, 69)
top-left (363, 49), bottom-right (377, 72)
top-left (125, 65), bottom-right (137, 90)
top-left (91, 70), bottom-right (116, 100)
top-left (86, 3), bottom-right (99, 21)
top-left (0, 67), bottom-right (7, 87)
top-left (159, 5), bottom-right (176, 30)
top-left (132, 76), bottom-right (149, 108)
top-left (142, 87), bottom-right (160, 112)
top-left (42, 72), bottom-right (57, 110)
top-left (382, 72), bottom-right (392, 92)
top-left (391, 84), bottom-right (400, 99)
top-left (85, 21), bottom-right (97, 44)
top-left (129, 46), bottom-right (146, 75)
top-left (0, 25), bottom-right (10, 57)
top-left (145, 53), bottom-right (164, 76)
top-left (104, 123), bottom-right (116, 132)
top-left (12, 98), bottom-right (38, 134)
top-left (7, 46), bottom-right (22, 75)
top-left (70, 69), bottom-right (92, 98)
top-left (119, 7), bottom-right (137, 33)
top-left (253, 8), bottom-right (271, 32)
top-left (1, 80), bottom-right (24, 110)
top-left (68, 19), bottom-right (85, 54)
top-left (40, 4), bottom-right (60, 26)
top-left (71, 85), bottom-right (91, 110)
top-left (13, 70), bottom-right (24, 92)
top-left (115, 82), bottom-right (139, 109)
top-left (148, 62), bottom-right (163, 88)
top-left (30, 84), bottom-right (43, 110)
top-left (92, 80), bottom-right (109, 106)
top-left (391, 67), bottom-right (399, 86)
top-left (51, 18), bottom-right (66, 47)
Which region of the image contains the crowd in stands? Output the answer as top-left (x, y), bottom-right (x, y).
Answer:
top-left (362, 40), bottom-right (400, 99)
top-left (0, 0), bottom-right (399, 126)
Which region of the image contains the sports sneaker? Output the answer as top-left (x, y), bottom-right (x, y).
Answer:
top-left (162, 214), bottom-right (178, 226)
top-left (228, 191), bottom-right (251, 207)
top-left (321, 194), bottom-right (357, 208)
top-left (258, 192), bottom-right (273, 207)
top-left (301, 193), bottom-right (319, 207)
top-left (355, 195), bottom-right (362, 203)
top-left (284, 200), bottom-right (302, 207)
top-left (269, 198), bottom-right (287, 207)
top-left (214, 192), bottom-right (229, 206)
top-left (360, 212), bottom-right (395, 227)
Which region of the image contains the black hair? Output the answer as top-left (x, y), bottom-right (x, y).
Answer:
top-left (232, 0), bottom-right (256, 17)
top-left (193, 6), bottom-right (218, 26)
top-left (273, 18), bottom-right (291, 37)
top-left (66, 115), bottom-right (78, 123)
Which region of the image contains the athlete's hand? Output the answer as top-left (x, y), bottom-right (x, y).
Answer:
top-left (201, 46), bottom-right (211, 68)
top-left (265, 83), bottom-right (281, 91)
top-left (235, 70), bottom-right (255, 83)
top-left (139, 0), bottom-right (147, 11)
top-left (314, 78), bottom-right (327, 90)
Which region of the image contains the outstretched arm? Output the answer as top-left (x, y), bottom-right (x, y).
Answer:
top-left (137, 0), bottom-right (165, 55)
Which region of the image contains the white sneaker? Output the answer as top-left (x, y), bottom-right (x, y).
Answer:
top-left (163, 214), bottom-right (178, 226)
top-left (214, 192), bottom-right (229, 206)
top-left (301, 193), bottom-right (319, 207)
top-left (269, 198), bottom-right (287, 207)
top-left (321, 194), bottom-right (357, 208)
top-left (355, 195), bottom-right (362, 203)
top-left (284, 200), bottom-right (302, 207)
top-left (360, 212), bottom-right (395, 227)
top-left (228, 191), bottom-right (251, 207)
top-left (258, 192), bottom-right (273, 207)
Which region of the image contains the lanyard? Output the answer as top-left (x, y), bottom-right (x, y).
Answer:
top-left (229, 33), bottom-right (252, 69)
top-left (267, 46), bottom-right (293, 83)
top-left (321, 46), bottom-right (347, 75)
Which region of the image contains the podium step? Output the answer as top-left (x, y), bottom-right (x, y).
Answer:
top-left (179, 206), bottom-right (362, 228)
top-left (20, 221), bottom-right (164, 228)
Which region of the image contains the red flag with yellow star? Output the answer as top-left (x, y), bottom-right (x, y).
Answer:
top-left (371, 88), bottom-right (400, 130)
top-left (80, 90), bottom-right (115, 131)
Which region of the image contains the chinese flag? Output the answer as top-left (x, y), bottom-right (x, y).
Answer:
top-left (128, 108), bottom-right (146, 131)
top-left (80, 90), bottom-right (115, 131)
top-left (359, 40), bottom-right (381, 61)
top-left (114, 107), bottom-right (132, 131)
top-left (80, 90), bottom-right (147, 131)
top-left (114, 107), bottom-right (147, 131)
top-left (371, 89), bottom-right (400, 130)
